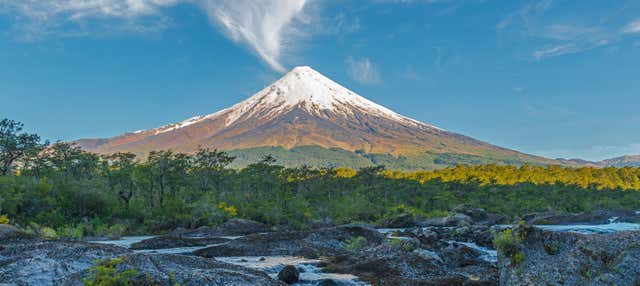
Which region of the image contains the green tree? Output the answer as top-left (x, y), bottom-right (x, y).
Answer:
top-left (101, 152), bottom-right (137, 208)
top-left (0, 119), bottom-right (46, 175)
top-left (191, 148), bottom-right (235, 193)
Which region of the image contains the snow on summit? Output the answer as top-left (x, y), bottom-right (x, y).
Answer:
top-left (153, 66), bottom-right (439, 134)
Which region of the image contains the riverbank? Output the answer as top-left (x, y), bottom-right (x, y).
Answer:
top-left (2, 208), bottom-right (640, 285)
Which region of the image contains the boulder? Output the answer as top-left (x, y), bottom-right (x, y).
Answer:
top-left (277, 265), bottom-right (300, 284)
top-left (65, 253), bottom-right (285, 286)
top-left (441, 243), bottom-right (488, 267)
top-left (498, 225), bottom-right (640, 286)
top-left (216, 218), bottom-right (271, 236)
top-left (381, 213), bottom-right (418, 228)
top-left (452, 205), bottom-right (488, 222)
top-left (443, 214), bottom-right (473, 227)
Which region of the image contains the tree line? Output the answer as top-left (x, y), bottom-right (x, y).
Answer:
top-left (1, 118), bottom-right (640, 237)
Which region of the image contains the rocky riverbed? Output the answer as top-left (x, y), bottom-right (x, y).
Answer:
top-left (2, 208), bottom-right (640, 286)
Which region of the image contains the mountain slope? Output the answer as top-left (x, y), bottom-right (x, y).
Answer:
top-left (76, 66), bottom-right (557, 167)
top-left (599, 155), bottom-right (640, 167)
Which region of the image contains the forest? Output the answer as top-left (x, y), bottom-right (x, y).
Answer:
top-left (2, 118), bottom-right (640, 238)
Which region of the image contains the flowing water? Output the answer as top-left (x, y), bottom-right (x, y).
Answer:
top-left (534, 222), bottom-right (640, 234)
top-left (90, 219), bottom-right (638, 285)
top-left (377, 219), bottom-right (640, 264)
top-left (90, 236), bottom-right (369, 286)
top-left (216, 256), bottom-right (368, 286)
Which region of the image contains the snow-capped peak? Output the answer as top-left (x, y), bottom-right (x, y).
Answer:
top-left (222, 66), bottom-right (440, 129)
top-left (153, 66), bottom-right (440, 134)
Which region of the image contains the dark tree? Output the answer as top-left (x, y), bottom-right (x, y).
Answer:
top-left (101, 152), bottom-right (137, 208)
top-left (0, 119), bottom-right (45, 176)
top-left (191, 147), bottom-right (235, 193)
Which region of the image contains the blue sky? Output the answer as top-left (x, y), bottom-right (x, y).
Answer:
top-left (1, 0), bottom-right (639, 161)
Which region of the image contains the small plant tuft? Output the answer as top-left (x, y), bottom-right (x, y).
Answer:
top-left (83, 258), bottom-right (138, 286)
top-left (493, 228), bottom-right (525, 265)
top-left (0, 214), bottom-right (9, 224)
top-left (344, 236), bottom-right (368, 251)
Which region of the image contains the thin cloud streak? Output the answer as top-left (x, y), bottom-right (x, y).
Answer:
top-left (623, 19), bottom-right (640, 34)
top-left (498, 1), bottom-right (639, 60)
top-left (201, 0), bottom-right (309, 72)
top-left (345, 56), bottom-right (381, 85)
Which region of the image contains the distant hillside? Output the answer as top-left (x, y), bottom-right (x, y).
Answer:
top-left (226, 146), bottom-right (568, 170)
top-left (601, 155), bottom-right (640, 167)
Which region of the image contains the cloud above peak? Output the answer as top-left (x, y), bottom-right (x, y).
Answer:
top-left (0, 0), bottom-right (311, 72)
top-left (201, 0), bottom-right (309, 72)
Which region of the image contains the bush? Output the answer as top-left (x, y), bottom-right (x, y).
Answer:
top-left (544, 241), bottom-right (560, 255)
top-left (0, 214), bottom-right (9, 224)
top-left (217, 202), bottom-right (238, 217)
top-left (83, 258), bottom-right (138, 286)
top-left (493, 228), bottom-right (524, 265)
top-left (40, 227), bottom-right (58, 239)
top-left (388, 238), bottom-right (416, 251)
top-left (344, 236), bottom-right (368, 251)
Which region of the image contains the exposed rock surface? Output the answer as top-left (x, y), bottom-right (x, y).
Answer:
top-left (0, 239), bottom-right (128, 286)
top-left (419, 205), bottom-right (510, 228)
top-left (381, 213), bottom-right (417, 228)
top-left (498, 226), bottom-right (640, 286)
top-left (392, 225), bottom-right (494, 248)
top-left (195, 224), bottom-right (384, 258)
top-left (326, 242), bottom-right (497, 286)
top-left (65, 253), bottom-right (285, 286)
top-left (0, 224), bottom-right (31, 241)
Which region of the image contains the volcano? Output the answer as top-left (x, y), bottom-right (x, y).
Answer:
top-left (76, 66), bottom-right (557, 168)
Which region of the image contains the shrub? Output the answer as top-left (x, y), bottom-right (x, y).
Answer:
top-left (493, 228), bottom-right (524, 265)
top-left (513, 252), bottom-right (525, 264)
top-left (493, 229), bottom-right (516, 256)
top-left (388, 238), bottom-right (416, 251)
top-left (544, 241), bottom-right (560, 255)
top-left (0, 214), bottom-right (9, 224)
top-left (344, 236), bottom-right (368, 251)
top-left (217, 202), bottom-right (238, 217)
top-left (40, 227), bottom-right (58, 239)
top-left (83, 258), bottom-right (138, 286)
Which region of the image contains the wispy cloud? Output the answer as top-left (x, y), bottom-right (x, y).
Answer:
top-left (346, 56), bottom-right (381, 85)
top-left (498, 1), bottom-right (638, 59)
top-left (623, 19), bottom-right (640, 34)
top-left (201, 0), bottom-right (309, 72)
top-left (0, 0), bottom-right (179, 19)
top-left (531, 24), bottom-right (611, 59)
top-left (0, 0), bottom-right (311, 72)
top-left (0, 0), bottom-right (179, 39)
top-left (497, 0), bottom-right (553, 31)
